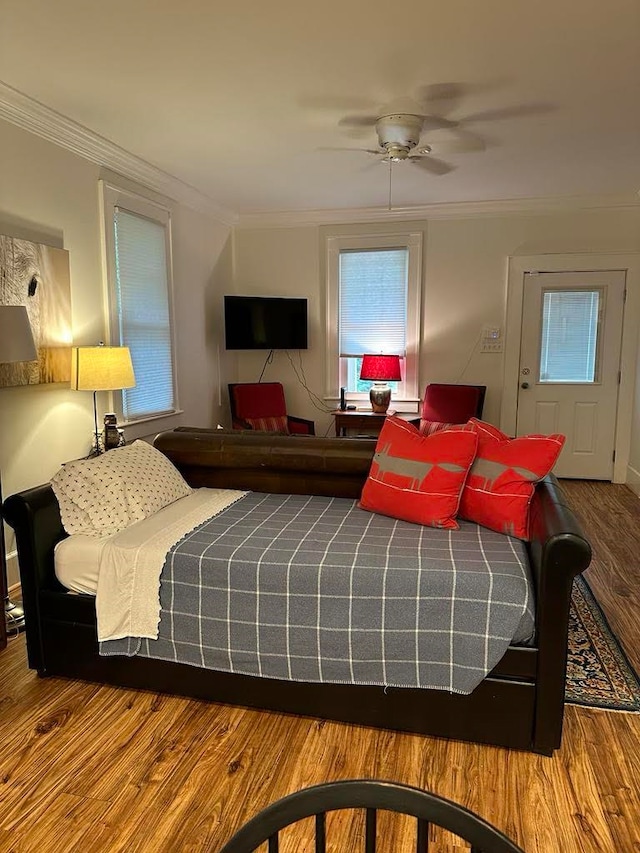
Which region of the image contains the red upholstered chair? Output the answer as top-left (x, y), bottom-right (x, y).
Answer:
top-left (228, 382), bottom-right (315, 435)
top-left (418, 383), bottom-right (486, 435)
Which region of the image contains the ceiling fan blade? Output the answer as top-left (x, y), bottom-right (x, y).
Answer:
top-left (377, 96), bottom-right (429, 117)
top-left (317, 146), bottom-right (381, 156)
top-left (416, 80), bottom-right (506, 107)
top-left (298, 94), bottom-right (378, 112)
top-left (421, 115), bottom-right (460, 131)
top-left (416, 82), bottom-right (470, 106)
top-left (338, 114), bottom-right (380, 128)
top-left (359, 157), bottom-right (385, 172)
top-left (461, 103), bottom-right (556, 123)
top-left (425, 133), bottom-right (487, 154)
top-left (408, 156), bottom-right (455, 176)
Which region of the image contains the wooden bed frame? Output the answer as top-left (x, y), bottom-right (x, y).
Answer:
top-left (3, 427), bottom-right (591, 755)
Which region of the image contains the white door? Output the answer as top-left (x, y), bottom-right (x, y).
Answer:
top-left (517, 270), bottom-right (625, 479)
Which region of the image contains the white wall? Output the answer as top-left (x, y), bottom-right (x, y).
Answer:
top-left (233, 208), bottom-right (640, 446)
top-left (0, 119), bottom-right (232, 585)
top-left (230, 225), bottom-right (325, 428)
top-left (628, 338), bottom-right (640, 497)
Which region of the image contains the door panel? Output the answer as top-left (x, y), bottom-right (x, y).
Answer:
top-left (517, 270), bottom-right (625, 479)
top-left (573, 403), bottom-right (597, 453)
top-left (533, 401), bottom-right (559, 434)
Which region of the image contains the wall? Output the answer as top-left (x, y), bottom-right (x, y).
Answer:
top-left (227, 225), bottom-right (323, 425)
top-left (0, 119), bottom-right (232, 586)
top-left (628, 339), bottom-right (640, 497)
top-left (233, 208), bottom-right (640, 448)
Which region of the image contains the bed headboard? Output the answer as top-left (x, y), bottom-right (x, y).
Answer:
top-left (153, 428), bottom-right (378, 498)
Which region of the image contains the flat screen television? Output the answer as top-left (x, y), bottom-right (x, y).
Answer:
top-left (224, 295), bottom-right (308, 350)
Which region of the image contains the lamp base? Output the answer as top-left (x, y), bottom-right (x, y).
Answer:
top-left (369, 383), bottom-right (391, 414)
top-left (4, 596), bottom-right (26, 636)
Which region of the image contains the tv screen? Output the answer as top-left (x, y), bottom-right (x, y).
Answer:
top-left (224, 295), bottom-right (308, 350)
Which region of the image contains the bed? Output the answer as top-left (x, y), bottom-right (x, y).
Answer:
top-left (3, 427), bottom-right (591, 755)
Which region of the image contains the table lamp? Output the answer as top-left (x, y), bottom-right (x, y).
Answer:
top-left (0, 305), bottom-right (38, 635)
top-left (70, 344), bottom-right (136, 454)
top-left (359, 354), bottom-right (402, 413)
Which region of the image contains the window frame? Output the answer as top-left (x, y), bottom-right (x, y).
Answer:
top-left (325, 232), bottom-right (422, 404)
top-left (99, 180), bottom-right (179, 426)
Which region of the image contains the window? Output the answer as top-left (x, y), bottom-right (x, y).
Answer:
top-left (539, 288), bottom-right (602, 383)
top-left (326, 233), bottom-right (422, 402)
top-left (100, 182), bottom-right (178, 423)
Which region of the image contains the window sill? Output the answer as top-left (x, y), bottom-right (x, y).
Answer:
top-left (119, 410), bottom-right (185, 441)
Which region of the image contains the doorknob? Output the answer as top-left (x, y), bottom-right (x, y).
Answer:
top-left (520, 382), bottom-right (530, 389)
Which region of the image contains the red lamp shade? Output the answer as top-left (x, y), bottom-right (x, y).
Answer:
top-left (359, 354), bottom-right (402, 382)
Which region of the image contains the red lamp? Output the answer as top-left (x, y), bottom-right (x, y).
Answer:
top-left (359, 354), bottom-right (402, 413)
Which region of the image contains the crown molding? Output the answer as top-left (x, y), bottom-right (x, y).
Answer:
top-left (0, 81), bottom-right (237, 226)
top-left (2, 82), bottom-right (638, 232)
top-left (236, 193), bottom-right (640, 229)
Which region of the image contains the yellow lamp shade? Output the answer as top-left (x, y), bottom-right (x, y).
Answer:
top-left (70, 346), bottom-right (135, 391)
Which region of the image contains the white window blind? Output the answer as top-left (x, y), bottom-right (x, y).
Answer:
top-left (326, 232), bottom-right (421, 401)
top-left (539, 289), bottom-right (601, 383)
top-left (113, 207), bottom-right (175, 419)
top-left (339, 248), bottom-right (408, 356)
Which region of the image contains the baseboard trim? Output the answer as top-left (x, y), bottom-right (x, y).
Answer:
top-left (626, 464), bottom-right (640, 498)
top-left (5, 550), bottom-right (20, 592)
top-left (7, 580), bottom-right (22, 597)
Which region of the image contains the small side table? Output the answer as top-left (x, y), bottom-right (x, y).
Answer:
top-left (331, 409), bottom-right (418, 438)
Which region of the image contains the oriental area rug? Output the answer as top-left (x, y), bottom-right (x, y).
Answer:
top-left (566, 575), bottom-right (640, 712)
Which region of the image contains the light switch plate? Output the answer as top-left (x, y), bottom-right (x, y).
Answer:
top-left (480, 324), bottom-right (503, 352)
top-left (480, 340), bottom-right (504, 352)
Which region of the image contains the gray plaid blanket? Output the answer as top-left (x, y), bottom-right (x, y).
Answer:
top-left (100, 492), bottom-right (535, 694)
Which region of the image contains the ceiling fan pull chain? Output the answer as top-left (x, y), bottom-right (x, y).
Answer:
top-left (388, 157), bottom-right (393, 210)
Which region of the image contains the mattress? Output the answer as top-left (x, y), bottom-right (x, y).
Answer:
top-left (57, 489), bottom-right (536, 695)
top-left (54, 534), bottom-right (106, 594)
top-left (100, 492), bottom-right (536, 695)
top-left (54, 490), bottom-right (233, 595)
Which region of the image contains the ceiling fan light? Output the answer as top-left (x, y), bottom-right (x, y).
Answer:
top-left (384, 144), bottom-right (410, 161)
top-left (375, 113), bottom-right (424, 150)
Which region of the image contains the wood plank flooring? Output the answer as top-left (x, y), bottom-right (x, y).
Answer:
top-left (0, 481), bottom-right (639, 852)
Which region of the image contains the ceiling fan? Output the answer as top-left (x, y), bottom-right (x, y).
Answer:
top-left (317, 84), bottom-right (553, 164)
top-left (323, 100), bottom-right (480, 207)
top-left (344, 111), bottom-right (460, 173)
top-left (315, 87), bottom-right (554, 208)
top-left (322, 96), bottom-right (490, 190)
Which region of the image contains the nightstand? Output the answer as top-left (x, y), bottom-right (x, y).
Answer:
top-left (331, 409), bottom-right (418, 438)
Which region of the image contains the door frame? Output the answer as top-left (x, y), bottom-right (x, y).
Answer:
top-left (501, 253), bottom-right (640, 483)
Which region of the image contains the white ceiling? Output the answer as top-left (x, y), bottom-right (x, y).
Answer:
top-left (1, 0), bottom-right (639, 218)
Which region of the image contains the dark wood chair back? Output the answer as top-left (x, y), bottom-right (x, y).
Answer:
top-left (218, 780), bottom-right (524, 853)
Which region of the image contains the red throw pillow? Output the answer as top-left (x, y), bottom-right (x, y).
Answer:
top-left (418, 419), bottom-right (455, 436)
top-left (359, 417), bottom-right (478, 529)
top-left (244, 416), bottom-right (290, 433)
top-left (458, 418), bottom-right (565, 539)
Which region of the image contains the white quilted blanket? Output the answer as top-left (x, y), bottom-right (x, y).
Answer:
top-left (96, 488), bottom-right (246, 642)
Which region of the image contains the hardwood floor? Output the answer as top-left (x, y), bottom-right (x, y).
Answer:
top-left (0, 482), bottom-right (639, 852)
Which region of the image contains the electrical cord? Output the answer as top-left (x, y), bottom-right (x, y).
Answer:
top-left (284, 350), bottom-right (334, 415)
top-left (258, 350), bottom-right (274, 382)
top-left (255, 349), bottom-right (334, 418)
top-left (453, 329), bottom-right (483, 383)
